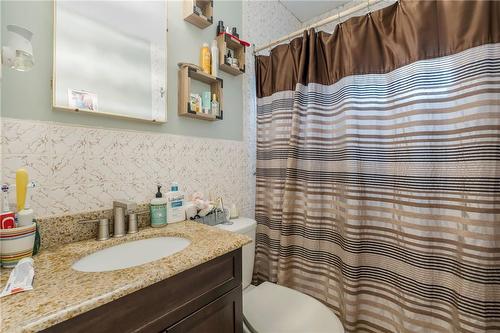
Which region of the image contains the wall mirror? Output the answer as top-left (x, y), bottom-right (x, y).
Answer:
top-left (53, 1), bottom-right (167, 122)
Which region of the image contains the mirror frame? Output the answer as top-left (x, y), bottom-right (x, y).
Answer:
top-left (51, 0), bottom-right (168, 123)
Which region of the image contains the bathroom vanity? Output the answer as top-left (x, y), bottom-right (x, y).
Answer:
top-left (43, 249), bottom-right (242, 333)
top-left (0, 221), bottom-right (250, 333)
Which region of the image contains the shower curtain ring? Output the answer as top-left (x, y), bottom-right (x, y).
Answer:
top-left (336, 11), bottom-right (342, 29)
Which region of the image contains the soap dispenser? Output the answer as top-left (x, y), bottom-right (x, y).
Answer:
top-left (150, 185), bottom-right (167, 228)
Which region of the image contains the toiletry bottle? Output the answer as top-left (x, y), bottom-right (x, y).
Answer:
top-left (202, 91), bottom-right (211, 114)
top-left (231, 27), bottom-right (239, 38)
top-left (211, 94), bottom-right (219, 117)
top-left (193, 4), bottom-right (202, 16)
top-left (190, 93), bottom-right (198, 112)
top-left (216, 21), bottom-right (225, 36)
top-left (211, 39), bottom-right (219, 77)
top-left (17, 182), bottom-right (34, 227)
top-left (166, 182), bottom-right (185, 223)
top-left (190, 93), bottom-right (202, 113)
top-left (0, 184), bottom-right (15, 229)
top-left (196, 94), bottom-right (202, 112)
top-left (200, 43), bottom-right (211, 74)
top-left (2, 184), bottom-right (10, 213)
top-left (150, 185), bottom-right (167, 227)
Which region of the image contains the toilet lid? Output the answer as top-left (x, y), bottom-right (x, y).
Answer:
top-left (243, 282), bottom-right (344, 333)
top-left (216, 217), bottom-right (256, 234)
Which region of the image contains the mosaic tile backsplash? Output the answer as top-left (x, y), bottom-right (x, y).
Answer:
top-left (1, 118), bottom-right (250, 219)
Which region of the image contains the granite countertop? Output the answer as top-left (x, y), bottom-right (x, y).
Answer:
top-left (0, 221), bottom-right (251, 332)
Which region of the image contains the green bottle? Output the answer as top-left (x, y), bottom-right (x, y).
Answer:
top-left (150, 185), bottom-right (167, 227)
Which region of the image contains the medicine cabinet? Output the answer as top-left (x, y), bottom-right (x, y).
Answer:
top-left (52, 1), bottom-right (167, 123)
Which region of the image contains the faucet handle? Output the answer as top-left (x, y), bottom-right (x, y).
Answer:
top-left (128, 213), bottom-right (138, 234)
top-left (79, 218), bottom-right (110, 241)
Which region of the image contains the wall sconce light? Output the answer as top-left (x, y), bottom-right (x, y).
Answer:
top-left (2, 25), bottom-right (35, 72)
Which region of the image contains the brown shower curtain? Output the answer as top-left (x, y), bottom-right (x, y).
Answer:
top-left (254, 1), bottom-right (500, 332)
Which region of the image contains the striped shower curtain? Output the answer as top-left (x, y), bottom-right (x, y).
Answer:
top-left (254, 1), bottom-right (500, 332)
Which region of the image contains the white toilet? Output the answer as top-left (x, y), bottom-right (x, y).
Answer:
top-left (217, 218), bottom-right (344, 333)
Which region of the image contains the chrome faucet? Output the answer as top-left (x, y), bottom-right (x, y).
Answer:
top-left (113, 200), bottom-right (137, 237)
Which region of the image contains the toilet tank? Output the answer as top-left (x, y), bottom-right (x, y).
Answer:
top-left (216, 217), bottom-right (256, 289)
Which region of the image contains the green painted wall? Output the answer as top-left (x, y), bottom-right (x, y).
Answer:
top-left (1, 0), bottom-right (243, 141)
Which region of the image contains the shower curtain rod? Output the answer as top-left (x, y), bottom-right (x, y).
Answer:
top-left (253, 0), bottom-right (393, 54)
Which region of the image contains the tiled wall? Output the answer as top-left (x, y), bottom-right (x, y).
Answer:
top-left (0, 1), bottom-right (302, 220)
top-left (1, 118), bottom-right (249, 217)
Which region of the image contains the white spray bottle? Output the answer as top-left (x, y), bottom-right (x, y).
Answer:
top-left (211, 39), bottom-right (219, 77)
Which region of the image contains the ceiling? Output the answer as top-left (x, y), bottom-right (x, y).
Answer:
top-left (279, 0), bottom-right (352, 23)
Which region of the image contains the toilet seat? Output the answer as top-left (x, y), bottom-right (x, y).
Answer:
top-left (243, 282), bottom-right (344, 333)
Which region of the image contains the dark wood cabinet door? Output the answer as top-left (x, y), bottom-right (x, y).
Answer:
top-left (166, 286), bottom-right (243, 333)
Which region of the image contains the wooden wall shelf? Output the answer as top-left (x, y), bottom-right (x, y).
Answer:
top-left (183, 0), bottom-right (213, 29)
top-left (217, 34), bottom-right (245, 76)
top-left (178, 64), bottom-right (223, 121)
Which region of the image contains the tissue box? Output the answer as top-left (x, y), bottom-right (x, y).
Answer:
top-left (0, 223), bottom-right (36, 268)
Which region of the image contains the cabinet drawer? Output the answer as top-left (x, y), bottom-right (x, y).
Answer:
top-left (166, 286), bottom-right (243, 333)
top-left (43, 248), bottom-right (242, 333)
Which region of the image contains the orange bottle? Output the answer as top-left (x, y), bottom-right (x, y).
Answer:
top-left (200, 43), bottom-right (211, 74)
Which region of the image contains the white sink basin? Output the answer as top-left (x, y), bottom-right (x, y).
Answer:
top-left (72, 237), bottom-right (190, 272)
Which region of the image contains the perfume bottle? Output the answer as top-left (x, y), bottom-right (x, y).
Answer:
top-left (211, 94), bottom-right (220, 116)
